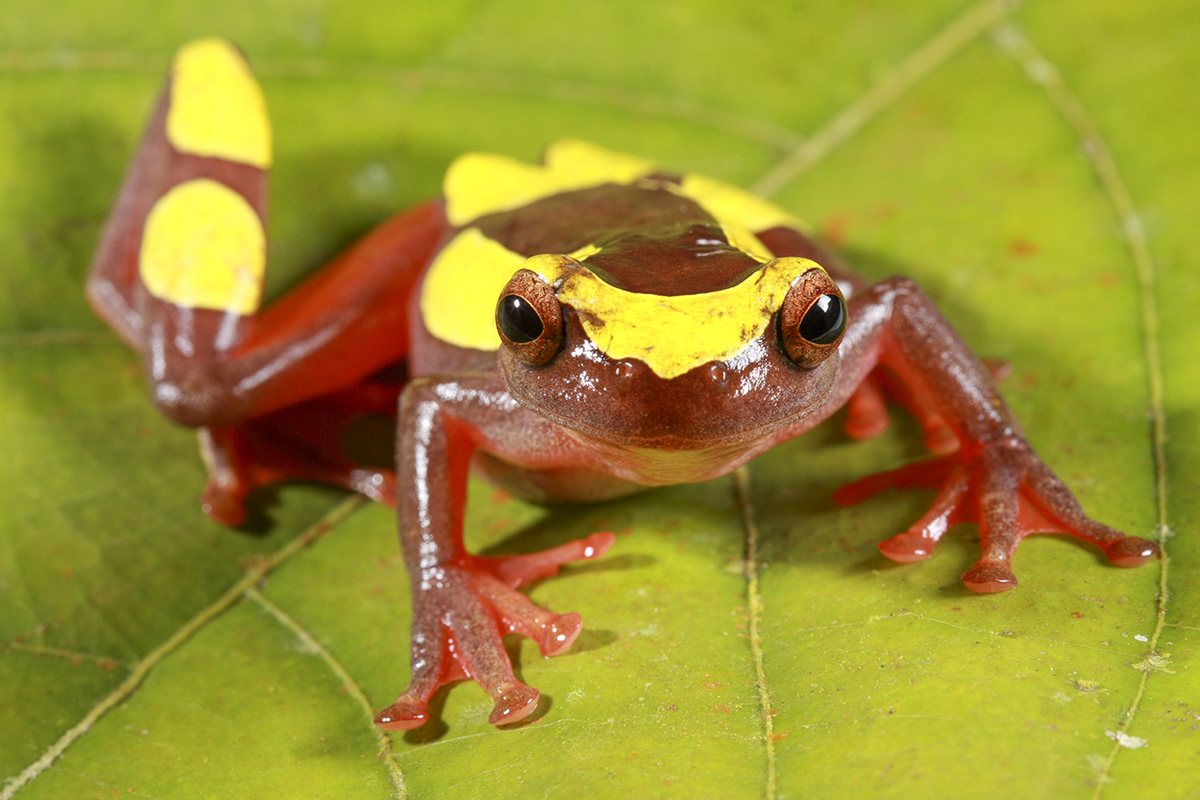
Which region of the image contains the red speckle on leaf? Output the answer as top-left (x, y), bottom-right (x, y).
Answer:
top-left (820, 211), bottom-right (851, 247)
top-left (1008, 238), bottom-right (1038, 257)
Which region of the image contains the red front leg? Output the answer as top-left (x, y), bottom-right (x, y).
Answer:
top-left (374, 377), bottom-right (614, 730)
top-left (834, 278), bottom-right (1158, 591)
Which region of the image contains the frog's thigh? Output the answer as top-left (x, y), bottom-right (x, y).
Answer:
top-left (88, 39), bottom-right (270, 348)
top-left (90, 40), bottom-right (448, 427)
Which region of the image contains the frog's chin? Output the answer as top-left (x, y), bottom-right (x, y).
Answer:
top-left (556, 414), bottom-right (783, 454)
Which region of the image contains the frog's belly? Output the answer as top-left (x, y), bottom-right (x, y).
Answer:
top-left (471, 434), bottom-right (764, 503)
top-left (472, 450), bottom-right (647, 504)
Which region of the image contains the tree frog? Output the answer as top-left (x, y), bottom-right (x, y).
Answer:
top-left (87, 39), bottom-right (1158, 731)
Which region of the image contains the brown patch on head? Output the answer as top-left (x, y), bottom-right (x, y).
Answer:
top-left (473, 183), bottom-right (764, 296)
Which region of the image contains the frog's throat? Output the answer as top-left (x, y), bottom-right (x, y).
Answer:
top-left (420, 227), bottom-right (822, 380)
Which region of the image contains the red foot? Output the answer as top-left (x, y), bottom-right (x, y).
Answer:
top-left (835, 438), bottom-right (1158, 592)
top-left (375, 532), bottom-right (615, 731)
top-left (844, 370), bottom-right (959, 454)
top-left (196, 378), bottom-right (403, 524)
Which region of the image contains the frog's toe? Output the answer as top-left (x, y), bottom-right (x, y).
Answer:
top-left (471, 571), bottom-right (586, 657)
top-left (488, 531), bottom-right (615, 588)
top-left (878, 532), bottom-right (937, 563)
top-left (376, 552), bottom-right (599, 731)
top-left (488, 682), bottom-right (540, 726)
top-left (842, 436), bottom-right (1158, 590)
top-left (1105, 536), bottom-right (1159, 567)
top-left (374, 698), bottom-right (430, 731)
top-left (961, 560), bottom-right (1018, 593)
top-left (538, 612), bottom-right (583, 656)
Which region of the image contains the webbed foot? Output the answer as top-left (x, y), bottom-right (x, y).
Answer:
top-left (375, 532), bottom-right (614, 730)
top-left (834, 436), bottom-right (1158, 592)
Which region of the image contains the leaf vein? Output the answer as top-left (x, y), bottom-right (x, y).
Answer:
top-left (0, 495), bottom-right (365, 800)
top-left (750, 0), bottom-right (1024, 198)
top-left (734, 467), bottom-right (777, 800)
top-left (992, 23), bottom-right (1172, 799)
top-left (244, 587), bottom-right (407, 800)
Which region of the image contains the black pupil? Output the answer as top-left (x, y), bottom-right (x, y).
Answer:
top-left (799, 294), bottom-right (846, 345)
top-left (497, 295), bottom-right (544, 344)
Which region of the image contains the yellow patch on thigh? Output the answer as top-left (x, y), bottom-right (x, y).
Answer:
top-left (167, 38), bottom-right (272, 168)
top-left (139, 179), bottom-right (266, 315)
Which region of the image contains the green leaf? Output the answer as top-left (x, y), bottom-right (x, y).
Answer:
top-left (2, 1), bottom-right (1196, 797)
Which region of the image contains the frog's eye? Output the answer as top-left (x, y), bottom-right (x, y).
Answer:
top-left (496, 268), bottom-right (564, 366)
top-left (777, 268), bottom-right (847, 368)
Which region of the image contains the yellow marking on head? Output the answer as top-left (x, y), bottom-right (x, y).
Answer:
top-left (420, 228), bottom-right (526, 350)
top-left (167, 38), bottom-right (272, 168)
top-left (430, 142), bottom-right (819, 369)
top-left (676, 172), bottom-right (801, 232)
top-left (139, 179), bottom-right (266, 315)
top-left (568, 243), bottom-right (602, 261)
top-left (527, 254), bottom-right (822, 379)
top-left (444, 139), bottom-right (657, 226)
top-left (670, 172), bottom-right (806, 263)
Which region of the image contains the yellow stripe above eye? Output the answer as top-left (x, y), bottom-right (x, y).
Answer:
top-left (139, 179), bottom-right (266, 315)
top-left (167, 38), bottom-right (272, 168)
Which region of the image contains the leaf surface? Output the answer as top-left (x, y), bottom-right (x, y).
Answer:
top-left (2, 1), bottom-right (1197, 798)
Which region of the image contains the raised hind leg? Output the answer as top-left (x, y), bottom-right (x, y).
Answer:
top-left (87, 39), bottom-right (447, 517)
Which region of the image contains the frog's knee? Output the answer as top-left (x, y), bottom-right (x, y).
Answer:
top-left (149, 369), bottom-right (244, 428)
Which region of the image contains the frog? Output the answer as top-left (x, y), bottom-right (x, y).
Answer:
top-left (87, 39), bottom-right (1159, 732)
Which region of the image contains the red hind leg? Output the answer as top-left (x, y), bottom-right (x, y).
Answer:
top-left (88, 39), bottom-right (449, 511)
top-left (199, 373), bottom-right (404, 526)
top-left (87, 38), bottom-right (447, 432)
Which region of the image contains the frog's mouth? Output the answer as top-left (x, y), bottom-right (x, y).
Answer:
top-left (499, 344), bottom-right (843, 456)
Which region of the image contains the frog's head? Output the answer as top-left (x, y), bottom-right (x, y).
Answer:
top-left (494, 252), bottom-right (847, 452)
